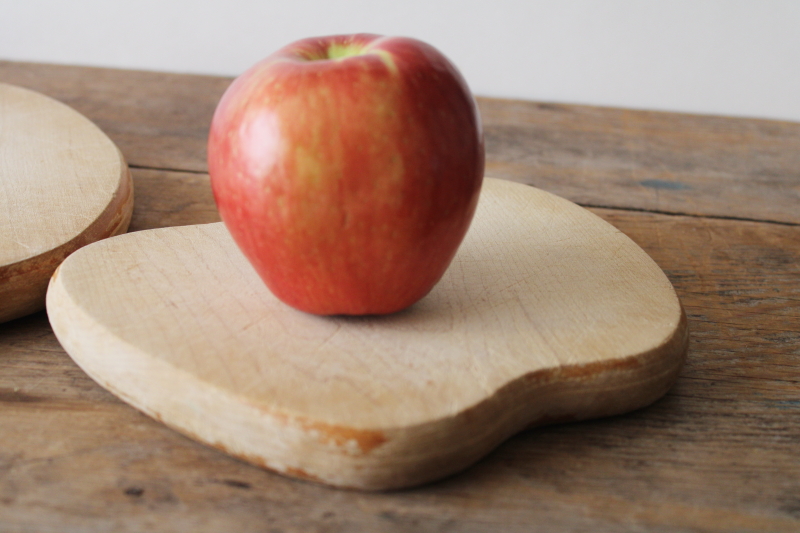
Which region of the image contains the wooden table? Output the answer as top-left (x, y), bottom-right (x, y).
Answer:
top-left (1, 61), bottom-right (798, 533)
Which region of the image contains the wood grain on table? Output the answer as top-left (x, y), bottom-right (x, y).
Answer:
top-left (1, 61), bottom-right (799, 532)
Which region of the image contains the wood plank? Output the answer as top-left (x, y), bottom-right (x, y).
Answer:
top-left (479, 98), bottom-right (800, 225)
top-left (1, 207), bottom-right (798, 532)
top-left (127, 168), bottom-right (219, 231)
top-left (2, 61), bottom-right (799, 224)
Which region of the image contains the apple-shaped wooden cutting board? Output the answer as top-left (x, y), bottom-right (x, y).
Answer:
top-left (47, 177), bottom-right (687, 490)
top-left (0, 83), bottom-right (132, 323)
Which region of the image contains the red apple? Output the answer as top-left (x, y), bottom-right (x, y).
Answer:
top-left (208, 34), bottom-right (484, 315)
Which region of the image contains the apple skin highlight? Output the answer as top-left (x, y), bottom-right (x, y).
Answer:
top-left (208, 34), bottom-right (484, 315)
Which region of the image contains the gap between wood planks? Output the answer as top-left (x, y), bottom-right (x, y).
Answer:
top-left (582, 203), bottom-right (800, 228)
top-left (129, 164), bottom-right (209, 176)
top-left (127, 164), bottom-right (800, 229)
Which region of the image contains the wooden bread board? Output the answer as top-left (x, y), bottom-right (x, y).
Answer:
top-left (0, 83), bottom-right (133, 323)
top-left (46, 177), bottom-right (688, 490)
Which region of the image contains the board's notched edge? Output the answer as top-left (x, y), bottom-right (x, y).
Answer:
top-left (47, 233), bottom-right (688, 490)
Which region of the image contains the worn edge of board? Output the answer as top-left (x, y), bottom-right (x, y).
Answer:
top-left (0, 153), bottom-right (132, 323)
top-left (45, 181), bottom-right (688, 490)
top-left (47, 283), bottom-right (687, 490)
top-left (0, 82), bottom-right (134, 323)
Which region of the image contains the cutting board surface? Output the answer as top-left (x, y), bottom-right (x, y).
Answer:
top-left (47, 178), bottom-right (687, 490)
top-left (0, 83), bottom-right (133, 322)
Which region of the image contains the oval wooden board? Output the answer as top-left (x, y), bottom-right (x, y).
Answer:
top-left (0, 83), bottom-right (133, 323)
top-left (46, 177), bottom-right (687, 490)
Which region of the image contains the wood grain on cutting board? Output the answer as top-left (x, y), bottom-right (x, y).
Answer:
top-left (47, 178), bottom-right (687, 490)
top-left (0, 83), bottom-right (133, 323)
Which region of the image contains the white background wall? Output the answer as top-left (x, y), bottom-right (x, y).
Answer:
top-left (2, 0), bottom-right (799, 122)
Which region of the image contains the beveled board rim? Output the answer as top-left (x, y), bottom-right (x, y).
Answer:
top-left (0, 82), bottom-right (127, 265)
top-left (47, 178), bottom-right (687, 489)
top-left (0, 82), bottom-right (133, 322)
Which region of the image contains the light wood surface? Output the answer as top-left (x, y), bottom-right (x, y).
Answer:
top-left (1, 61), bottom-right (798, 531)
top-left (46, 178), bottom-right (687, 489)
top-left (0, 82), bottom-right (133, 323)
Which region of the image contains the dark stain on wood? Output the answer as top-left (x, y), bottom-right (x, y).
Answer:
top-left (299, 421), bottom-right (389, 455)
top-left (124, 486), bottom-right (144, 497)
top-left (640, 179), bottom-right (690, 190)
top-left (0, 388), bottom-right (45, 403)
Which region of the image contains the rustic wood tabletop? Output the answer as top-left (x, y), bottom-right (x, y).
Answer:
top-left (1, 60), bottom-right (798, 532)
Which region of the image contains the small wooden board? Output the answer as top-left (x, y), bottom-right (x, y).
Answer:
top-left (46, 178), bottom-right (687, 490)
top-left (0, 83), bottom-right (133, 323)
